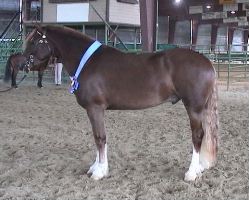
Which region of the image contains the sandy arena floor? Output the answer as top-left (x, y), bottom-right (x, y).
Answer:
top-left (0, 81), bottom-right (248, 200)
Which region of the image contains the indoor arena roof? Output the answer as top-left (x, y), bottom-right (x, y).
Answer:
top-left (158, 0), bottom-right (249, 27)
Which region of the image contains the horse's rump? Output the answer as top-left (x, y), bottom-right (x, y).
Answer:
top-left (4, 53), bottom-right (26, 82)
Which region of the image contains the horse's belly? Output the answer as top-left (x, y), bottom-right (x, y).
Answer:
top-left (107, 86), bottom-right (176, 110)
top-left (103, 68), bottom-right (176, 110)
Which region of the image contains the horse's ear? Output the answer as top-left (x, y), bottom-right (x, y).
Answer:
top-left (34, 23), bottom-right (39, 29)
top-left (26, 24), bottom-right (44, 42)
top-left (34, 23), bottom-right (43, 33)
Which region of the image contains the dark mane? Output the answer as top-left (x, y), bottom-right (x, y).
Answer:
top-left (45, 25), bottom-right (93, 42)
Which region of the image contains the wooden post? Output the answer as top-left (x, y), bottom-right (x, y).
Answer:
top-left (211, 24), bottom-right (218, 52)
top-left (227, 27), bottom-right (234, 51)
top-left (243, 30), bottom-right (248, 52)
top-left (168, 17), bottom-right (176, 44)
top-left (191, 19), bottom-right (198, 50)
top-left (139, 0), bottom-right (157, 52)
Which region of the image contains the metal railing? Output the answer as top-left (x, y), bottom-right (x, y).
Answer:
top-left (179, 44), bottom-right (249, 90)
top-left (0, 11), bottom-right (23, 77)
top-left (1, 40), bottom-right (248, 90)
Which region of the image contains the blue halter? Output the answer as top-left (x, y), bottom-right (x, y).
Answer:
top-left (69, 40), bottom-right (102, 94)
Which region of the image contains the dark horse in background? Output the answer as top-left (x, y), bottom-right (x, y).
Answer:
top-left (23, 25), bottom-right (218, 181)
top-left (4, 52), bottom-right (51, 88)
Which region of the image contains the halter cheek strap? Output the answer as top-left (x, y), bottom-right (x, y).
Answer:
top-left (26, 32), bottom-right (51, 69)
top-left (69, 40), bottom-right (102, 94)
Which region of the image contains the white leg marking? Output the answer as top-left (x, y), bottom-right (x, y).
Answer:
top-left (87, 144), bottom-right (108, 180)
top-left (184, 146), bottom-right (204, 181)
top-left (87, 150), bottom-right (99, 174)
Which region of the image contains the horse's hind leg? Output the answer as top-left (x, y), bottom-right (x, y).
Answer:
top-left (184, 108), bottom-right (205, 181)
top-left (184, 86), bottom-right (218, 181)
top-left (11, 69), bottom-right (18, 88)
top-left (86, 105), bottom-right (108, 180)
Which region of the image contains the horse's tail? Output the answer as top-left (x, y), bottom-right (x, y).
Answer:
top-left (200, 78), bottom-right (219, 169)
top-left (3, 57), bottom-right (12, 82)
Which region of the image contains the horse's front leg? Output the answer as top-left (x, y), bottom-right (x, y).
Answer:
top-left (37, 70), bottom-right (43, 88)
top-left (86, 105), bottom-right (108, 180)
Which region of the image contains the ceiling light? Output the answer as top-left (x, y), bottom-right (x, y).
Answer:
top-left (206, 5), bottom-right (211, 9)
top-left (175, 0), bottom-right (182, 4)
top-left (231, 11), bottom-right (236, 14)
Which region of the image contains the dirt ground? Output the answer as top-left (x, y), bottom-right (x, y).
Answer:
top-left (0, 81), bottom-right (248, 200)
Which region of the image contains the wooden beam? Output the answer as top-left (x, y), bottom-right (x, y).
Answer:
top-left (139, 0), bottom-right (157, 52)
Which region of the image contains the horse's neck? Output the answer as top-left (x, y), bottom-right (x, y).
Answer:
top-left (47, 28), bottom-right (91, 76)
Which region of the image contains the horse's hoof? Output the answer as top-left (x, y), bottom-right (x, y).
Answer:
top-left (87, 162), bottom-right (108, 180)
top-left (184, 169), bottom-right (202, 181)
top-left (184, 171), bottom-right (198, 181)
top-left (91, 169), bottom-right (108, 180)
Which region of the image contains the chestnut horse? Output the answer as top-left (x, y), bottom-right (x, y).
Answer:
top-left (4, 52), bottom-right (51, 88)
top-left (23, 25), bottom-right (218, 181)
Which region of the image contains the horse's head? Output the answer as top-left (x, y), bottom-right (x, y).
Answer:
top-left (23, 26), bottom-right (52, 72)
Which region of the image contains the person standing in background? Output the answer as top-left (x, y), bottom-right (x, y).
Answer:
top-left (54, 56), bottom-right (63, 85)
